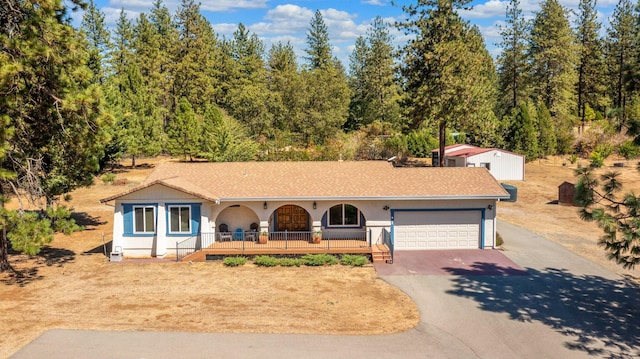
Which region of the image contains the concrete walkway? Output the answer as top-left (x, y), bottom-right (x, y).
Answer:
top-left (11, 221), bottom-right (640, 358)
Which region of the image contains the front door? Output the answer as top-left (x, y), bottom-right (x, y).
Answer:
top-left (276, 205), bottom-right (309, 232)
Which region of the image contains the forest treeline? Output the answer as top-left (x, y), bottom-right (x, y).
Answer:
top-left (73, 0), bottom-right (640, 166)
top-left (3, 0), bottom-right (640, 203)
top-left (1, 0), bottom-right (640, 268)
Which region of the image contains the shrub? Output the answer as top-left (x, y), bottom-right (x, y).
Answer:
top-left (101, 173), bottom-right (116, 184)
top-left (253, 255), bottom-right (279, 267)
top-left (568, 154), bottom-right (578, 165)
top-left (301, 254), bottom-right (338, 266)
top-left (278, 257), bottom-right (303, 267)
top-left (223, 256), bottom-right (247, 267)
top-left (617, 141), bottom-right (640, 161)
top-left (340, 254), bottom-right (368, 266)
top-left (496, 232), bottom-right (504, 247)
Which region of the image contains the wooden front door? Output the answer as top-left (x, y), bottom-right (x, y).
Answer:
top-left (276, 205), bottom-right (309, 232)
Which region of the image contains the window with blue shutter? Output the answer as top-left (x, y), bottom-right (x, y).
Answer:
top-left (166, 203), bottom-right (201, 236)
top-left (122, 203), bottom-right (157, 236)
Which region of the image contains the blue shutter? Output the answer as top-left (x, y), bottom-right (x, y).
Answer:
top-left (122, 204), bottom-right (133, 235)
top-left (191, 204), bottom-right (201, 235)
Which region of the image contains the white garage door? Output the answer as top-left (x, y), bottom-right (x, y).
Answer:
top-left (393, 210), bottom-right (481, 250)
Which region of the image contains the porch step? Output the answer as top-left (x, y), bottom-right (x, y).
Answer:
top-left (371, 244), bottom-right (392, 264)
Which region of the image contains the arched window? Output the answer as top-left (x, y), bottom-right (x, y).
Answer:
top-left (329, 204), bottom-right (360, 227)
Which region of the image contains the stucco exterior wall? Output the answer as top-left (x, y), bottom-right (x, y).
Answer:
top-left (109, 185), bottom-right (498, 258)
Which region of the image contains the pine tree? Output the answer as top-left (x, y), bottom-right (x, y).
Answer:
top-left (346, 36), bottom-right (369, 131)
top-left (299, 11), bottom-right (350, 145)
top-left (496, 0), bottom-right (529, 114)
top-left (507, 103), bottom-right (540, 159)
top-left (305, 10), bottom-right (332, 69)
top-left (528, 0), bottom-right (577, 154)
top-left (536, 103), bottom-right (557, 156)
top-left (529, 0), bottom-right (578, 123)
top-left (201, 104), bottom-right (257, 161)
top-left (605, 0), bottom-right (637, 122)
top-left (79, 0), bottom-right (111, 84)
top-left (166, 98), bottom-right (201, 161)
top-left (397, 0), bottom-right (498, 166)
top-left (149, 0), bottom-right (178, 127)
top-left (173, 0), bottom-right (218, 112)
top-left (224, 23), bottom-right (273, 137)
top-left (267, 41), bottom-right (303, 148)
top-left (575, 0), bottom-right (606, 132)
top-left (1, 0), bottom-right (107, 270)
top-left (363, 17), bottom-right (403, 129)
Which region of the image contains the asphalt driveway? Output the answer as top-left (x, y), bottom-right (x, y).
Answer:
top-left (11, 220), bottom-right (640, 358)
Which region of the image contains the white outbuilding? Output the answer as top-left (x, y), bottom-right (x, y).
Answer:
top-left (432, 144), bottom-right (525, 181)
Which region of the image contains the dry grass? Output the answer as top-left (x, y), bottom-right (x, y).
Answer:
top-left (0, 157), bottom-right (419, 358)
top-left (2, 155), bottom-right (640, 357)
top-left (498, 156), bottom-right (640, 280)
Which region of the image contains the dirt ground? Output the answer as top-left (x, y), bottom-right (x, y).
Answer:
top-left (1, 156), bottom-right (639, 357)
top-left (0, 157), bottom-right (419, 358)
top-left (498, 156), bottom-right (640, 280)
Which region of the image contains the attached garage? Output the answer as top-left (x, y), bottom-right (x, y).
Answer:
top-left (393, 210), bottom-right (483, 250)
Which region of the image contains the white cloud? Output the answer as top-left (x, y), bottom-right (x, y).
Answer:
top-left (264, 4), bottom-right (315, 32)
top-left (102, 7), bottom-right (141, 25)
top-left (200, 0), bottom-right (268, 12)
top-left (362, 0), bottom-right (388, 5)
top-left (460, 0), bottom-right (507, 19)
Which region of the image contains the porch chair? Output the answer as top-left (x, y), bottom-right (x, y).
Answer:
top-left (218, 224), bottom-right (233, 242)
top-left (245, 222), bottom-right (259, 242)
top-left (234, 228), bottom-right (244, 241)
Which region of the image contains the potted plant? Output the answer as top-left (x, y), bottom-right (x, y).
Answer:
top-left (258, 231), bottom-right (268, 244)
top-left (312, 230), bottom-right (322, 244)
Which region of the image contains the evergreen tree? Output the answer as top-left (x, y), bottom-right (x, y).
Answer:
top-left (225, 23), bottom-right (273, 137)
top-left (363, 17), bottom-right (403, 129)
top-left (299, 64), bottom-right (351, 145)
top-left (267, 41), bottom-right (303, 147)
top-left (110, 9), bottom-right (134, 86)
top-left (1, 0), bottom-right (106, 270)
top-left (299, 11), bottom-right (350, 145)
top-left (575, 167), bottom-right (640, 269)
top-left (79, 0), bottom-right (111, 84)
top-left (173, 0), bottom-right (218, 112)
top-left (575, 0), bottom-right (606, 132)
top-left (507, 103), bottom-right (540, 159)
top-left (397, 0), bottom-right (498, 166)
top-left (166, 98), bottom-right (201, 160)
top-left (149, 0), bottom-right (178, 127)
top-left (347, 36), bottom-right (369, 131)
top-left (536, 103), bottom-right (557, 156)
top-left (201, 104), bottom-right (257, 161)
top-left (529, 0), bottom-right (578, 123)
top-left (304, 10), bottom-right (332, 69)
top-left (497, 0), bottom-right (530, 114)
top-left (605, 0), bottom-right (637, 122)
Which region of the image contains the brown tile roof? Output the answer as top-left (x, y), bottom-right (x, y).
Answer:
top-left (100, 161), bottom-right (510, 202)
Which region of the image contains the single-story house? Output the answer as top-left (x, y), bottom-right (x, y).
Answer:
top-left (431, 144), bottom-right (525, 181)
top-left (100, 161), bottom-right (510, 259)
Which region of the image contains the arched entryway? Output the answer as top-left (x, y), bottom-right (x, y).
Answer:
top-left (274, 204), bottom-right (310, 232)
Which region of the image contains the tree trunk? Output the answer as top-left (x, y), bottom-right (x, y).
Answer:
top-left (0, 195), bottom-right (11, 272)
top-left (131, 155), bottom-right (136, 168)
top-left (438, 120), bottom-right (446, 167)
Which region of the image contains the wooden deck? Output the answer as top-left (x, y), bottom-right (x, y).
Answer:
top-left (181, 239), bottom-right (390, 263)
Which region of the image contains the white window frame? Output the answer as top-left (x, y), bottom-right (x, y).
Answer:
top-left (480, 162), bottom-right (491, 170)
top-left (133, 205), bottom-right (155, 234)
top-left (328, 204), bottom-right (360, 227)
top-left (168, 205), bottom-right (191, 234)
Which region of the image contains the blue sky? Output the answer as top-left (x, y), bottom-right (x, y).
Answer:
top-left (78, 0), bottom-right (619, 66)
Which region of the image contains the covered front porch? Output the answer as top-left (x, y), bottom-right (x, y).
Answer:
top-left (177, 229), bottom-right (389, 262)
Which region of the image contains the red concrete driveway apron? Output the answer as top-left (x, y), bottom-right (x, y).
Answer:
top-left (374, 249), bottom-right (527, 276)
